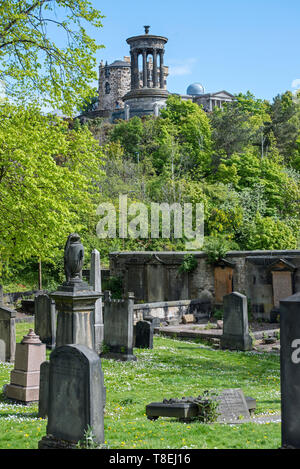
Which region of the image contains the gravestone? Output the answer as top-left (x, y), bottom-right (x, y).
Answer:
top-left (6, 329), bottom-right (46, 403)
top-left (135, 321), bottom-right (153, 349)
top-left (0, 305), bottom-right (16, 362)
top-left (220, 292), bottom-right (252, 351)
top-left (280, 292), bottom-right (300, 448)
top-left (51, 234), bottom-right (101, 351)
top-left (38, 361), bottom-right (50, 418)
top-left (38, 344), bottom-right (105, 449)
top-left (34, 294), bottom-right (57, 349)
top-left (216, 389), bottom-right (250, 422)
top-left (102, 291), bottom-right (136, 361)
top-left (90, 249), bottom-right (103, 354)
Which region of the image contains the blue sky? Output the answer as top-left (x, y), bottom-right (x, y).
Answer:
top-left (89, 0), bottom-right (300, 102)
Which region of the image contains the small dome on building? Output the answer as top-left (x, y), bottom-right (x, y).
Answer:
top-left (187, 83), bottom-right (205, 96)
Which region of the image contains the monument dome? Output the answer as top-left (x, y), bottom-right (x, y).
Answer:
top-left (187, 83), bottom-right (205, 96)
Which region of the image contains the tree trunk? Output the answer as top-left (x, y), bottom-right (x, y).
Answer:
top-left (38, 260), bottom-right (42, 291)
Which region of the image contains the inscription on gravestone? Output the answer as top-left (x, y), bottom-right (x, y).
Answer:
top-left (216, 389), bottom-right (250, 422)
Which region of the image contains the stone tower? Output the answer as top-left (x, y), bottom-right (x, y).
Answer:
top-left (118, 26), bottom-right (169, 120)
top-left (98, 57), bottom-right (131, 112)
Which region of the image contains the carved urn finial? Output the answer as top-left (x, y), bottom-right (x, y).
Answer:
top-left (64, 233), bottom-right (84, 283)
top-left (144, 25), bottom-right (150, 34)
top-left (21, 329), bottom-right (42, 344)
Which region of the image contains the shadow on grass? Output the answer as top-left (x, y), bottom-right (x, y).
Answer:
top-left (0, 410), bottom-right (39, 419)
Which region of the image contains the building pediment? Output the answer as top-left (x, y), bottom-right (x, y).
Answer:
top-left (210, 91), bottom-right (234, 99)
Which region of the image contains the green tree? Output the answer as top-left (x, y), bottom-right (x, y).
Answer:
top-left (0, 102), bottom-right (105, 279)
top-left (269, 91), bottom-right (300, 165)
top-left (0, 0), bottom-right (104, 113)
top-left (210, 91), bottom-right (271, 159)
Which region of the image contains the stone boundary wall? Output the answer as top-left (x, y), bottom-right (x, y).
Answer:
top-left (133, 299), bottom-right (209, 324)
top-left (109, 250), bottom-right (300, 321)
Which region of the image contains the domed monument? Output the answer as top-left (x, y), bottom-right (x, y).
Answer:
top-left (113, 25), bottom-right (170, 120)
top-left (187, 83), bottom-right (205, 96)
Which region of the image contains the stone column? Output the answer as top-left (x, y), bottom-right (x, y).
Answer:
top-left (160, 51), bottom-right (165, 89)
top-left (153, 49), bottom-right (158, 88)
top-left (133, 51), bottom-right (139, 89)
top-left (125, 104), bottom-right (130, 120)
top-left (130, 51), bottom-right (135, 89)
top-left (143, 50), bottom-right (147, 88)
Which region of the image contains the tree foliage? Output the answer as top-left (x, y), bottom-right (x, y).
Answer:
top-left (0, 101), bottom-right (105, 272)
top-left (0, 0), bottom-right (104, 113)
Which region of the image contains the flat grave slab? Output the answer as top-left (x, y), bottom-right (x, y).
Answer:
top-left (146, 389), bottom-right (253, 423)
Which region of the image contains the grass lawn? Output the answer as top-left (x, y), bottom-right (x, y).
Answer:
top-left (0, 323), bottom-right (281, 449)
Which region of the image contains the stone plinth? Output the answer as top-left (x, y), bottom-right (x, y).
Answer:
top-left (51, 281), bottom-right (101, 351)
top-left (6, 329), bottom-right (46, 403)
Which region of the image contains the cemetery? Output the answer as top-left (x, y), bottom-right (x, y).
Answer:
top-left (0, 234), bottom-right (291, 450)
top-left (1, 0), bottom-right (300, 454)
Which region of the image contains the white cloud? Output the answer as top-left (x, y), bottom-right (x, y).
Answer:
top-left (291, 79), bottom-right (300, 89)
top-left (168, 58), bottom-right (197, 77)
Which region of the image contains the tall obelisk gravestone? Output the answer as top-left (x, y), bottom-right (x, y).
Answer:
top-left (280, 292), bottom-right (300, 448)
top-left (90, 249), bottom-right (103, 354)
top-left (51, 234), bottom-right (101, 351)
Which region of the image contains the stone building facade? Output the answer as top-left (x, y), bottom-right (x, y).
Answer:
top-left (109, 250), bottom-right (300, 321)
top-left (98, 57), bottom-right (131, 112)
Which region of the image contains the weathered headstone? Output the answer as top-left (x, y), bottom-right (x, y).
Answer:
top-left (135, 321), bottom-right (153, 349)
top-left (216, 388), bottom-right (250, 422)
top-left (102, 291), bottom-right (136, 361)
top-left (0, 305), bottom-right (16, 362)
top-left (280, 292), bottom-right (300, 448)
top-left (6, 329), bottom-right (46, 403)
top-left (0, 285), bottom-right (3, 305)
top-left (34, 294), bottom-right (57, 349)
top-left (51, 234), bottom-right (101, 351)
top-left (38, 361), bottom-right (50, 418)
top-left (220, 292), bottom-right (252, 351)
top-left (90, 249), bottom-right (103, 354)
top-left (38, 344), bottom-right (105, 449)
